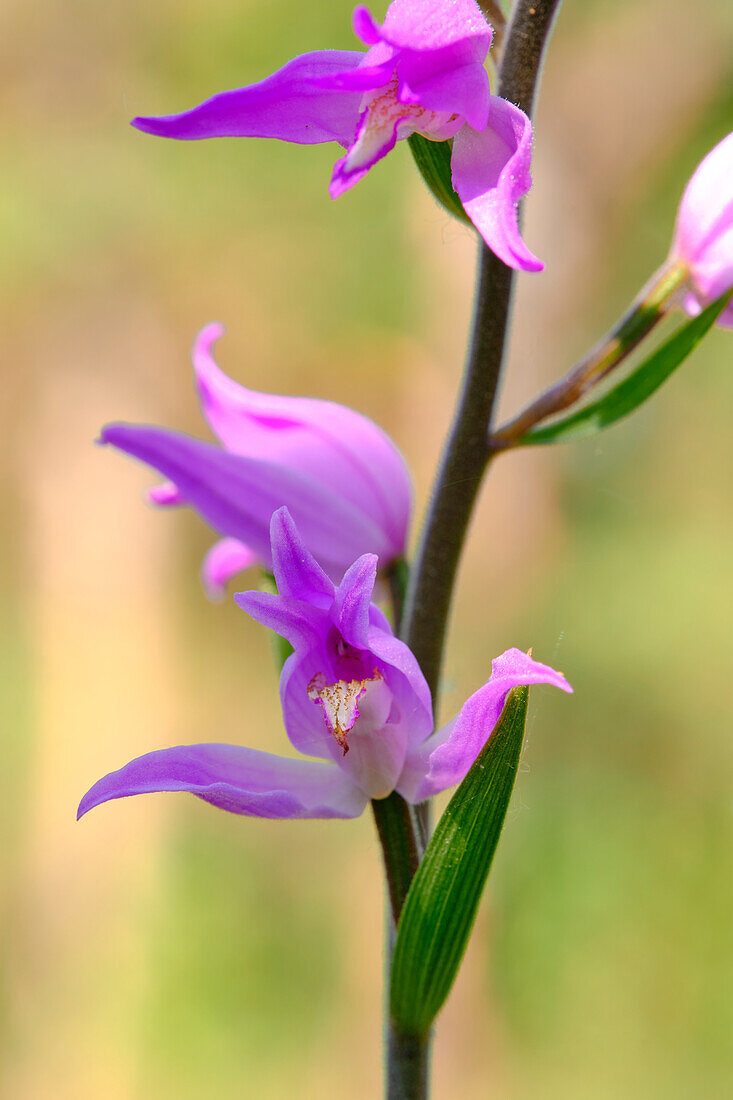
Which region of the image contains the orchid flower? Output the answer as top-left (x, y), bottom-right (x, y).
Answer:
top-left (100, 323), bottom-right (412, 596)
top-left (671, 131), bottom-right (733, 329)
top-left (78, 509), bottom-right (572, 822)
top-left (131, 0), bottom-right (543, 273)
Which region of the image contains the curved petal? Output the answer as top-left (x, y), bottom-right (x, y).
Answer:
top-left (202, 538), bottom-right (258, 600)
top-left (673, 133), bottom-right (733, 265)
top-left (397, 648), bottom-right (572, 802)
top-left (329, 103), bottom-right (404, 197)
top-left (398, 54), bottom-right (490, 130)
top-left (99, 423), bottom-right (391, 578)
top-left (191, 324), bottom-right (412, 562)
top-left (269, 506), bottom-right (335, 605)
top-left (148, 481), bottom-right (185, 507)
top-left (234, 589), bottom-right (326, 651)
top-left (131, 51), bottom-right (366, 147)
top-left (78, 743), bottom-right (368, 820)
top-left (354, 1), bottom-right (492, 57)
top-left (352, 1), bottom-right (492, 128)
top-left (367, 623), bottom-right (433, 749)
top-left (279, 642), bottom-right (341, 759)
top-left (451, 97), bottom-right (544, 273)
top-left (332, 554), bottom-right (378, 647)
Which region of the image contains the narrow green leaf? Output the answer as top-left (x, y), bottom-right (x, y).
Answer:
top-left (521, 289), bottom-right (732, 447)
top-left (390, 686), bottom-right (529, 1037)
top-left (407, 134), bottom-right (471, 225)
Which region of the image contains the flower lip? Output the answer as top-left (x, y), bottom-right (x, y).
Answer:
top-left (330, 72), bottom-right (465, 197)
top-left (308, 668), bottom-right (385, 755)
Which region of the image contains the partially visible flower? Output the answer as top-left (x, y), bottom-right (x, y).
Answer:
top-left (100, 323), bottom-right (412, 595)
top-left (78, 509), bottom-right (571, 822)
top-left (671, 132), bottom-right (733, 329)
top-left (131, 0), bottom-right (543, 272)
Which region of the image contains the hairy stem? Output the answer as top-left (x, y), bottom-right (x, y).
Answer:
top-left (490, 260), bottom-right (689, 448)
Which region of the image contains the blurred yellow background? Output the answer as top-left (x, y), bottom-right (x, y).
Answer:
top-left (2, 0), bottom-right (732, 1096)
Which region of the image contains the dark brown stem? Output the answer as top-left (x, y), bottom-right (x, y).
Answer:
top-left (379, 4), bottom-right (564, 1097)
top-left (400, 0), bottom-right (564, 705)
top-left (371, 793), bottom-right (424, 926)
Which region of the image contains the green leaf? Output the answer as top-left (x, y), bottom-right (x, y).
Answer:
top-left (390, 686), bottom-right (529, 1037)
top-left (407, 134), bottom-right (471, 225)
top-left (522, 289), bottom-right (732, 447)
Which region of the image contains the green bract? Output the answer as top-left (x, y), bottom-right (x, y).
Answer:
top-left (390, 686), bottom-right (529, 1036)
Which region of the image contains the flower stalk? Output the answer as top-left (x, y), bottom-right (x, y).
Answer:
top-left (401, 0), bottom-right (564, 706)
top-left (489, 259), bottom-right (690, 449)
top-left (382, 2), bottom-right (565, 1096)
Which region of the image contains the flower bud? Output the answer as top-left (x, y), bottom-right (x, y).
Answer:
top-left (671, 132), bottom-right (733, 328)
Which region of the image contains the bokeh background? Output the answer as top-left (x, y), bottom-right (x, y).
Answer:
top-left (2, 0), bottom-right (732, 1096)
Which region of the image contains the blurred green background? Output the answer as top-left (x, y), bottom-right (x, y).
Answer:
top-left (2, 0), bottom-right (732, 1096)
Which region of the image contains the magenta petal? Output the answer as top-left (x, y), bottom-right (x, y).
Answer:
top-left (234, 590), bottom-right (326, 650)
top-left (349, 2), bottom-right (492, 127)
top-left (191, 324), bottom-right (412, 562)
top-left (148, 480), bottom-right (185, 507)
top-left (99, 423), bottom-right (390, 576)
top-left (131, 50), bottom-right (365, 147)
top-left (353, 5), bottom-right (383, 45)
top-left (452, 97), bottom-right (544, 273)
top-left (332, 554), bottom-right (378, 648)
top-left (202, 538), bottom-right (258, 601)
top-left (671, 132), bottom-right (733, 323)
top-left (78, 743), bottom-right (368, 820)
top-left (397, 648), bottom-right (572, 802)
top-left (329, 106), bottom-right (403, 198)
top-left (673, 133), bottom-right (733, 265)
top-left (311, 59), bottom-right (397, 94)
top-left (361, 0), bottom-right (492, 56)
top-left (399, 53), bottom-right (490, 129)
top-left (268, 507), bottom-right (335, 605)
top-left (367, 625), bottom-right (433, 748)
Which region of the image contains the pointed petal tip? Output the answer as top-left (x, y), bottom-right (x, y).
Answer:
top-left (192, 321), bottom-right (226, 364)
top-left (352, 4), bottom-right (381, 45)
top-left (76, 789), bottom-right (98, 820)
top-left (96, 423), bottom-right (119, 447)
top-left (232, 588), bottom-right (257, 612)
top-left (522, 255), bottom-right (545, 274)
top-left (131, 114), bottom-right (167, 136)
top-left (269, 504), bottom-right (294, 539)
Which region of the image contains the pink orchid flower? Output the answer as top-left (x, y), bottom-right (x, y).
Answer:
top-left (671, 132), bottom-right (733, 329)
top-left (78, 509), bottom-right (572, 821)
top-left (101, 324), bottom-right (412, 596)
top-left (132, 0), bottom-right (543, 272)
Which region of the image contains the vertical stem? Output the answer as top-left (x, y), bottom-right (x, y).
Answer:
top-left (372, 792), bottom-right (424, 925)
top-left (401, 0), bottom-right (564, 705)
top-left (380, 5), bottom-right (563, 1096)
top-left (386, 1031), bottom-right (430, 1100)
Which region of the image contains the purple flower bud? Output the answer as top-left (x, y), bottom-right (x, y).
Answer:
top-left (671, 132), bottom-right (733, 329)
top-left (100, 324), bottom-right (413, 594)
